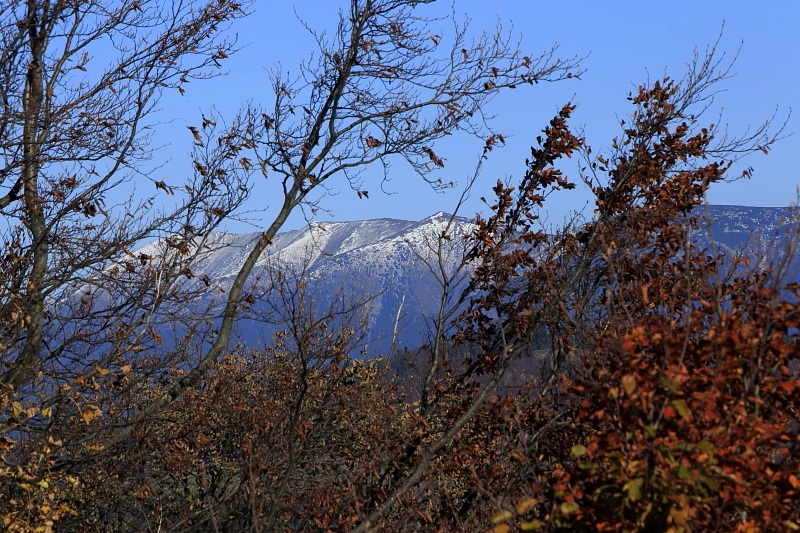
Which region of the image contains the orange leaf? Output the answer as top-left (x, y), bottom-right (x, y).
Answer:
top-left (621, 375), bottom-right (637, 396)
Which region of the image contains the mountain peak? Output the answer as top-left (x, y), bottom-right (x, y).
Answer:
top-left (423, 211), bottom-right (451, 220)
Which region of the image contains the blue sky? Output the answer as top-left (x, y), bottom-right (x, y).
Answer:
top-left (155, 0), bottom-right (800, 232)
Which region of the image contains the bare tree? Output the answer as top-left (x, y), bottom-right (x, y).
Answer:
top-left (86, 0), bottom-right (581, 455)
top-left (0, 0), bottom-right (581, 529)
top-left (0, 0), bottom-right (252, 528)
top-left (0, 0), bottom-right (249, 386)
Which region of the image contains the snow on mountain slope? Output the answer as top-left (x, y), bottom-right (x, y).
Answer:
top-left (179, 212), bottom-right (475, 286)
top-left (168, 217), bottom-right (422, 282)
top-left (270, 212), bottom-right (477, 344)
top-left (139, 212), bottom-right (477, 351)
top-left (699, 205), bottom-right (799, 252)
top-left (129, 205), bottom-right (797, 353)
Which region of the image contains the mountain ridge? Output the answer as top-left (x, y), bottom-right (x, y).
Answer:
top-left (133, 205), bottom-right (799, 353)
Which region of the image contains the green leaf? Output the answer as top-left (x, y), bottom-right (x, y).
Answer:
top-left (696, 441), bottom-right (715, 454)
top-left (660, 376), bottom-right (679, 393)
top-left (671, 399), bottom-right (689, 419)
top-left (677, 465), bottom-right (694, 480)
top-left (624, 478), bottom-right (643, 501)
top-left (704, 477), bottom-right (720, 490)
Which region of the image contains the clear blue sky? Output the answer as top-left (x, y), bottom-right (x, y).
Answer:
top-left (155, 0), bottom-right (800, 233)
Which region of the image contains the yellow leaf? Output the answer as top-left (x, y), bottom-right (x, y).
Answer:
top-left (494, 525), bottom-right (511, 533)
top-left (571, 444), bottom-right (588, 457)
top-left (561, 501), bottom-right (579, 514)
top-left (521, 520), bottom-right (545, 530)
top-left (516, 497), bottom-right (538, 515)
top-left (81, 405), bottom-right (102, 424)
top-left (492, 510), bottom-right (513, 524)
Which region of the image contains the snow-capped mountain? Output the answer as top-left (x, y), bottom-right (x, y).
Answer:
top-left (132, 205), bottom-right (800, 354)
top-left (177, 211), bottom-right (478, 352)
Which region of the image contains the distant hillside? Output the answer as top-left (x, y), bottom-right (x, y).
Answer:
top-left (162, 211), bottom-right (477, 353)
top-left (131, 205), bottom-right (800, 354)
top-left (697, 205), bottom-right (799, 253)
